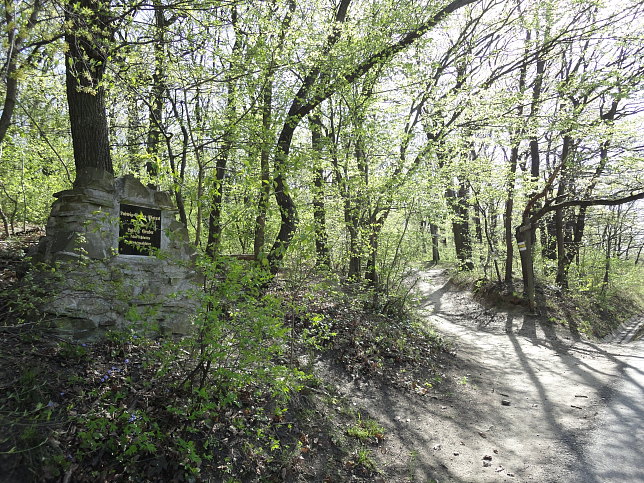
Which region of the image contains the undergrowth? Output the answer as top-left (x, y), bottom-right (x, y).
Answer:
top-left (460, 264), bottom-right (643, 339)
top-left (0, 250), bottom-right (451, 482)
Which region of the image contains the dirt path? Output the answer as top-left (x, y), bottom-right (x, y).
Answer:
top-left (324, 269), bottom-right (643, 482)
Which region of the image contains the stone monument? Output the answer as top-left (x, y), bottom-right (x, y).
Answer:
top-left (30, 168), bottom-right (201, 337)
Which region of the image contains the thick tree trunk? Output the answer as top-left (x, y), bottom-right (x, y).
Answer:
top-left (65, 0), bottom-right (114, 179)
top-left (449, 180), bottom-right (473, 271)
top-left (516, 222), bottom-right (536, 312)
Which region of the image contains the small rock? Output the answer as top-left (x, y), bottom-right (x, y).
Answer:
top-left (493, 449), bottom-right (499, 454)
top-left (507, 473), bottom-right (515, 477)
top-left (495, 466), bottom-right (505, 472)
top-left (501, 399), bottom-right (511, 406)
top-left (453, 452), bottom-right (460, 456)
top-left (483, 455), bottom-right (493, 461)
top-left (433, 444), bottom-right (442, 451)
top-left (483, 461), bottom-right (492, 467)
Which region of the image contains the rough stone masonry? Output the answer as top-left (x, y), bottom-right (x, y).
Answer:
top-left (30, 168), bottom-right (201, 337)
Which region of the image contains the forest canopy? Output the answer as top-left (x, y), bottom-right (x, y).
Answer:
top-left (1, 0), bottom-right (643, 297)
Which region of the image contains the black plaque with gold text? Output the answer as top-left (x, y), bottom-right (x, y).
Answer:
top-left (118, 204), bottom-right (162, 255)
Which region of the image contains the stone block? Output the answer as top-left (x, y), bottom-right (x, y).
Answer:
top-left (30, 174), bottom-right (200, 339)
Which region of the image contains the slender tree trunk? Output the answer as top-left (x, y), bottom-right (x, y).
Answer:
top-left (206, 7), bottom-right (240, 257)
top-left (430, 223), bottom-right (440, 264)
top-left (0, 204), bottom-right (9, 237)
top-left (253, 80), bottom-right (273, 259)
top-left (0, 0), bottom-right (42, 146)
top-left (473, 203), bottom-right (483, 244)
top-left (145, 0), bottom-right (168, 179)
top-left (601, 225), bottom-right (612, 293)
top-left (555, 135), bottom-right (573, 288)
top-left (347, 222), bottom-right (361, 280)
top-left (503, 145), bottom-right (521, 283)
top-left (310, 114), bottom-right (330, 267)
top-left (206, 145), bottom-right (230, 257)
top-left (166, 96), bottom-right (188, 226)
top-left (541, 213), bottom-right (557, 261)
top-left (364, 218), bottom-right (381, 287)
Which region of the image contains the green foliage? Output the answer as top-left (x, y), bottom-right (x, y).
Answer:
top-left (66, 257), bottom-right (307, 480)
top-left (346, 413), bottom-right (385, 443)
top-left (0, 260), bottom-right (63, 327)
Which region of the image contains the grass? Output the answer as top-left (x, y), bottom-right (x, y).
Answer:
top-left (346, 413), bottom-right (385, 443)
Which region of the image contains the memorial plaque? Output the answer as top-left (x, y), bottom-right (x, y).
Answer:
top-left (118, 203), bottom-right (162, 255)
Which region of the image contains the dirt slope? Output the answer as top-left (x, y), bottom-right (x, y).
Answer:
top-left (319, 269), bottom-right (642, 482)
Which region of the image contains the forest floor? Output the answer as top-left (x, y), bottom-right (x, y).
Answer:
top-left (318, 269), bottom-right (643, 482)
top-left (0, 229), bottom-right (642, 482)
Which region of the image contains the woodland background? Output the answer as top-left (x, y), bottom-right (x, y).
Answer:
top-left (1, 0), bottom-right (643, 301)
top-left (1, 1), bottom-right (644, 480)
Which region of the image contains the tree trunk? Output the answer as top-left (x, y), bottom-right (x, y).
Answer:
top-left (0, 0), bottom-right (42, 146)
top-left (253, 80), bottom-right (273, 259)
top-left (601, 225), bottom-right (612, 293)
top-left (540, 213), bottom-right (557, 261)
top-left (268, 124), bottom-right (299, 273)
top-left (364, 219), bottom-right (381, 286)
top-left (449, 180), bottom-right (473, 271)
top-left (145, 0), bottom-right (168, 180)
top-left (473, 203), bottom-right (483, 244)
top-left (310, 114), bottom-right (330, 267)
top-left (206, 7), bottom-right (240, 258)
top-left (65, 0), bottom-right (114, 179)
top-left (516, 222), bottom-right (536, 312)
top-left (554, 135), bottom-right (573, 288)
top-left (347, 222), bottom-right (361, 280)
top-left (430, 223), bottom-right (440, 264)
top-left (0, 204), bottom-right (9, 237)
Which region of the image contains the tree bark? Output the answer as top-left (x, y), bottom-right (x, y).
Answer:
top-left (266, 0), bottom-right (479, 275)
top-left (0, 0), bottom-right (42, 146)
top-left (310, 114), bottom-right (330, 268)
top-left (253, 80), bottom-right (273, 259)
top-left (65, 0), bottom-right (114, 179)
top-left (145, 0), bottom-right (170, 179)
top-left (554, 135), bottom-right (573, 288)
top-left (206, 6), bottom-right (241, 258)
top-left (449, 180), bottom-right (473, 271)
top-left (430, 223), bottom-right (440, 264)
